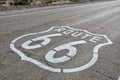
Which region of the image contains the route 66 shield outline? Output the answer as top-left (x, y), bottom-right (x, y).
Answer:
top-left (10, 26), bottom-right (113, 73)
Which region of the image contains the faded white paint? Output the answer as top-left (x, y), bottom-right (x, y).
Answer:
top-left (10, 26), bottom-right (113, 73)
top-left (89, 36), bottom-right (102, 43)
top-left (22, 33), bottom-right (62, 49)
top-left (63, 53), bottom-right (98, 73)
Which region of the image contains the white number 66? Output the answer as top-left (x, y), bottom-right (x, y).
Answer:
top-left (21, 34), bottom-right (86, 63)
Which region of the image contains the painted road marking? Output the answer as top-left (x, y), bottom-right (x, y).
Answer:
top-left (60, 15), bottom-right (80, 21)
top-left (45, 40), bottom-right (86, 63)
top-left (22, 33), bottom-right (62, 49)
top-left (10, 26), bottom-right (113, 73)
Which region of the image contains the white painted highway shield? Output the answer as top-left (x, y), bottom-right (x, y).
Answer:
top-left (10, 26), bottom-right (113, 73)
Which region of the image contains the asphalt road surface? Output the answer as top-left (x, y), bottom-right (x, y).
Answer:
top-left (0, 0), bottom-right (120, 80)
